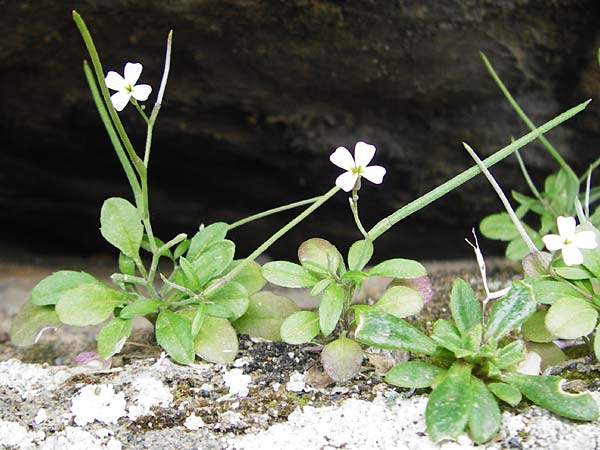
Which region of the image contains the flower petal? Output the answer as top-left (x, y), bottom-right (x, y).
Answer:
top-left (132, 84), bottom-right (152, 101)
top-left (562, 244), bottom-right (584, 266)
top-left (573, 231), bottom-right (598, 249)
top-left (542, 234), bottom-right (563, 252)
top-left (330, 147), bottom-right (355, 170)
top-left (556, 216), bottom-right (576, 239)
top-left (354, 141), bottom-right (376, 168)
top-left (105, 71), bottom-right (126, 91)
top-left (335, 172), bottom-right (358, 192)
top-left (110, 91), bottom-right (131, 112)
top-left (361, 165), bottom-right (386, 185)
top-left (124, 62), bottom-right (143, 85)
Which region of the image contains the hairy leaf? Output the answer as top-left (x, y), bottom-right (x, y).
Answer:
top-left (545, 297), bottom-right (598, 340)
top-left (298, 238), bottom-right (342, 275)
top-left (374, 286), bottom-right (424, 319)
top-left (468, 377), bottom-right (501, 444)
top-left (367, 259), bottom-right (427, 279)
top-left (487, 382), bottom-right (522, 407)
top-left (55, 284), bottom-right (125, 326)
top-left (385, 361), bottom-right (446, 388)
top-left (449, 278), bottom-right (482, 335)
top-left (119, 299), bottom-right (162, 319)
top-left (187, 222), bottom-right (228, 262)
top-left (484, 282), bottom-right (536, 342)
top-left (348, 239), bottom-right (374, 271)
top-left (206, 281), bottom-right (249, 321)
top-left (522, 310), bottom-right (557, 343)
top-left (97, 318), bottom-right (132, 358)
top-left (9, 301), bottom-right (61, 347)
top-left (280, 311), bottom-right (320, 344)
top-left (226, 260), bottom-right (266, 295)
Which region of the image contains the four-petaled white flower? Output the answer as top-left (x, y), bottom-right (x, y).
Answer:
top-left (542, 216), bottom-right (597, 266)
top-left (105, 62), bottom-right (152, 112)
top-left (330, 141), bottom-right (386, 192)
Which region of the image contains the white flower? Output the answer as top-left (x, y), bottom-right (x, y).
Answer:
top-left (329, 141), bottom-right (386, 192)
top-left (542, 216), bottom-right (597, 266)
top-left (105, 62), bottom-right (152, 112)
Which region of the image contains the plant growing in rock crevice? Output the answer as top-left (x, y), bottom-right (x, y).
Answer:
top-left (354, 277), bottom-right (599, 443)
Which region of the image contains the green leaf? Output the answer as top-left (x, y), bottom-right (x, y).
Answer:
top-left (504, 373), bottom-right (599, 421)
top-left (595, 323), bottom-right (600, 361)
top-left (298, 238), bottom-right (342, 275)
top-left (319, 284), bottom-right (344, 337)
top-left (206, 281), bottom-right (249, 321)
top-left (262, 261), bottom-right (320, 288)
top-left (155, 310), bottom-right (195, 365)
top-left (367, 258), bottom-right (427, 279)
top-left (226, 260), bottom-right (266, 294)
top-left (348, 239), bottom-right (374, 271)
top-left (141, 235), bottom-right (173, 259)
top-left (545, 297), bottom-right (598, 340)
top-left (191, 303), bottom-right (206, 337)
top-left (340, 270), bottom-right (368, 283)
top-left (487, 382), bottom-right (522, 407)
top-left (480, 213), bottom-right (519, 241)
top-left (118, 253), bottom-right (136, 276)
top-left (173, 239), bottom-right (191, 260)
top-left (192, 240), bottom-right (236, 287)
top-left (449, 278), bottom-right (482, 335)
top-left (426, 362), bottom-right (473, 442)
top-left (194, 316), bottom-right (238, 364)
top-left (321, 336), bottom-right (363, 382)
top-left (119, 299), bottom-right (162, 319)
top-left (374, 286), bottom-right (424, 319)
top-left (493, 340), bottom-right (525, 370)
top-left (179, 256), bottom-right (201, 291)
top-left (100, 197), bottom-right (143, 259)
top-left (354, 306), bottom-right (438, 355)
top-left (468, 377), bottom-right (501, 444)
top-left (97, 318), bottom-right (132, 358)
top-left (310, 279), bottom-right (331, 297)
top-left (55, 284), bottom-right (125, 326)
top-left (554, 265), bottom-right (592, 280)
top-left (484, 281), bottom-right (536, 342)
top-left (31, 271), bottom-right (99, 306)
top-left (431, 319), bottom-right (467, 356)
top-left (385, 361), bottom-right (446, 388)
top-left (528, 277), bottom-right (580, 305)
top-left (526, 342), bottom-right (567, 371)
top-left (233, 291), bottom-right (300, 341)
top-left (506, 234), bottom-right (542, 260)
top-left (9, 301), bottom-right (61, 347)
top-left (280, 311), bottom-right (320, 344)
top-left (187, 222), bottom-right (228, 262)
top-left (579, 223), bottom-right (600, 279)
top-left (204, 302), bottom-right (233, 319)
top-left (522, 310), bottom-right (557, 343)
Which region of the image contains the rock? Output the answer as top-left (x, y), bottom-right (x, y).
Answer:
top-left (2, 1), bottom-right (600, 259)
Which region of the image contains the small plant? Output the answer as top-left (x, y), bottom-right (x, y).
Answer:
top-left (354, 277), bottom-right (599, 443)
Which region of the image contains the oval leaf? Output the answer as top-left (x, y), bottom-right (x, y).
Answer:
top-left (97, 317), bottom-right (132, 358)
top-left (55, 284), bottom-right (125, 326)
top-left (319, 284), bottom-right (344, 336)
top-left (321, 337), bottom-right (363, 382)
top-left (194, 316), bottom-right (238, 364)
top-left (368, 258), bottom-right (426, 279)
top-left (545, 297), bottom-right (598, 340)
top-left (187, 222), bottom-right (228, 261)
top-left (262, 261), bottom-right (319, 288)
top-left (119, 299), bottom-right (162, 319)
top-left (528, 277), bottom-right (580, 305)
top-left (374, 286), bottom-right (424, 319)
top-left (354, 306), bottom-right (438, 355)
top-left (487, 382), bottom-right (522, 407)
top-left (298, 238), bottom-right (342, 275)
top-left (280, 311), bottom-right (320, 344)
top-left (480, 213), bottom-right (519, 241)
top-left (9, 301), bottom-right (61, 347)
top-left (348, 239), bottom-right (374, 271)
top-left (522, 310), bottom-right (557, 343)
top-left (426, 362), bottom-right (473, 442)
top-left (31, 271), bottom-right (99, 306)
top-left (385, 361), bottom-right (446, 388)
top-left (192, 240), bottom-right (236, 287)
top-left (468, 377), bottom-right (501, 444)
top-left (206, 281), bottom-right (249, 321)
top-left (504, 373), bottom-right (598, 421)
top-left (226, 260), bottom-right (266, 294)
top-left (155, 310), bottom-right (195, 365)
top-left (233, 291), bottom-right (300, 341)
top-left (100, 197), bottom-right (143, 259)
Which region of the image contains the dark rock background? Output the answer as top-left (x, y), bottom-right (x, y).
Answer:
top-left (1, 0), bottom-right (600, 262)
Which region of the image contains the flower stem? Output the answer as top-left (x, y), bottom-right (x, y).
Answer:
top-left (366, 99), bottom-right (590, 241)
top-left (204, 186), bottom-right (340, 297)
top-left (350, 189), bottom-right (369, 238)
top-left (228, 195), bottom-right (322, 230)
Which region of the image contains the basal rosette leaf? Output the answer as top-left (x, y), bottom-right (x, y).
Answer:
top-left (385, 361), bottom-right (447, 388)
top-left (31, 271), bottom-right (100, 306)
top-left (484, 281), bottom-right (536, 342)
top-left (97, 317), bottom-right (132, 358)
top-left (298, 238), bottom-right (342, 276)
top-left (194, 316), bottom-right (239, 364)
top-left (321, 336), bottom-right (363, 382)
top-left (155, 310), bottom-right (195, 365)
top-left (449, 278), bottom-right (482, 336)
top-left (55, 283), bottom-right (126, 326)
top-left (373, 286), bottom-right (424, 319)
top-left (367, 258), bottom-right (426, 279)
top-left (545, 297), bottom-right (598, 340)
top-left (280, 311), bottom-right (320, 344)
top-left (233, 291), bottom-right (299, 341)
top-left (319, 284), bottom-right (344, 337)
top-left (100, 197), bottom-right (143, 260)
top-left (468, 377), bottom-right (501, 444)
top-left (262, 261), bottom-right (320, 288)
top-left (9, 300), bottom-right (61, 347)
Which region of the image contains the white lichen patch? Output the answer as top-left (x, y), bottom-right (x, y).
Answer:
top-left (286, 371), bottom-right (313, 393)
top-left (70, 384), bottom-right (127, 426)
top-left (0, 359), bottom-right (70, 399)
top-left (0, 420), bottom-right (44, 450)
top-left (223, 368), bottom-right (251, 398)
top-left (184, 413), bottom-right (205, 430)
top-left (38, 426), bottom-right (122, 450)
top-left (127, 375), bottom-right (173, 420)
top-left (34, 408), bottom-right (49, 424)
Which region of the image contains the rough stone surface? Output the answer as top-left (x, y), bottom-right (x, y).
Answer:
top-left (2, 1), bottom-right (600, 260)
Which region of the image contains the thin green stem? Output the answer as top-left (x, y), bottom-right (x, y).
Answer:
top-left (350, 189), bottom-right (368, 238)
top-left (367, 99), bottom-right (591, 241)
top-left (480, 52), bottom-right (578, 185)
top-left (463, 143), bottom-right (539, 254)
top-left (204, 186), bottom-right (340, 297)
top-left (581, 157), bottom-right (600, 183)
top-left (514, 149), bottom-right (542, 201)
top-left (228, 195), bottom-right (322, 231)
top-left (132, 99), bottom-right (150, 124)
top-left (147, 233), bottom-right (187, 291)
top-left (73, 11), bottom-right (146, 176)
top-left (83, 61), bottom-right (142, 198)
